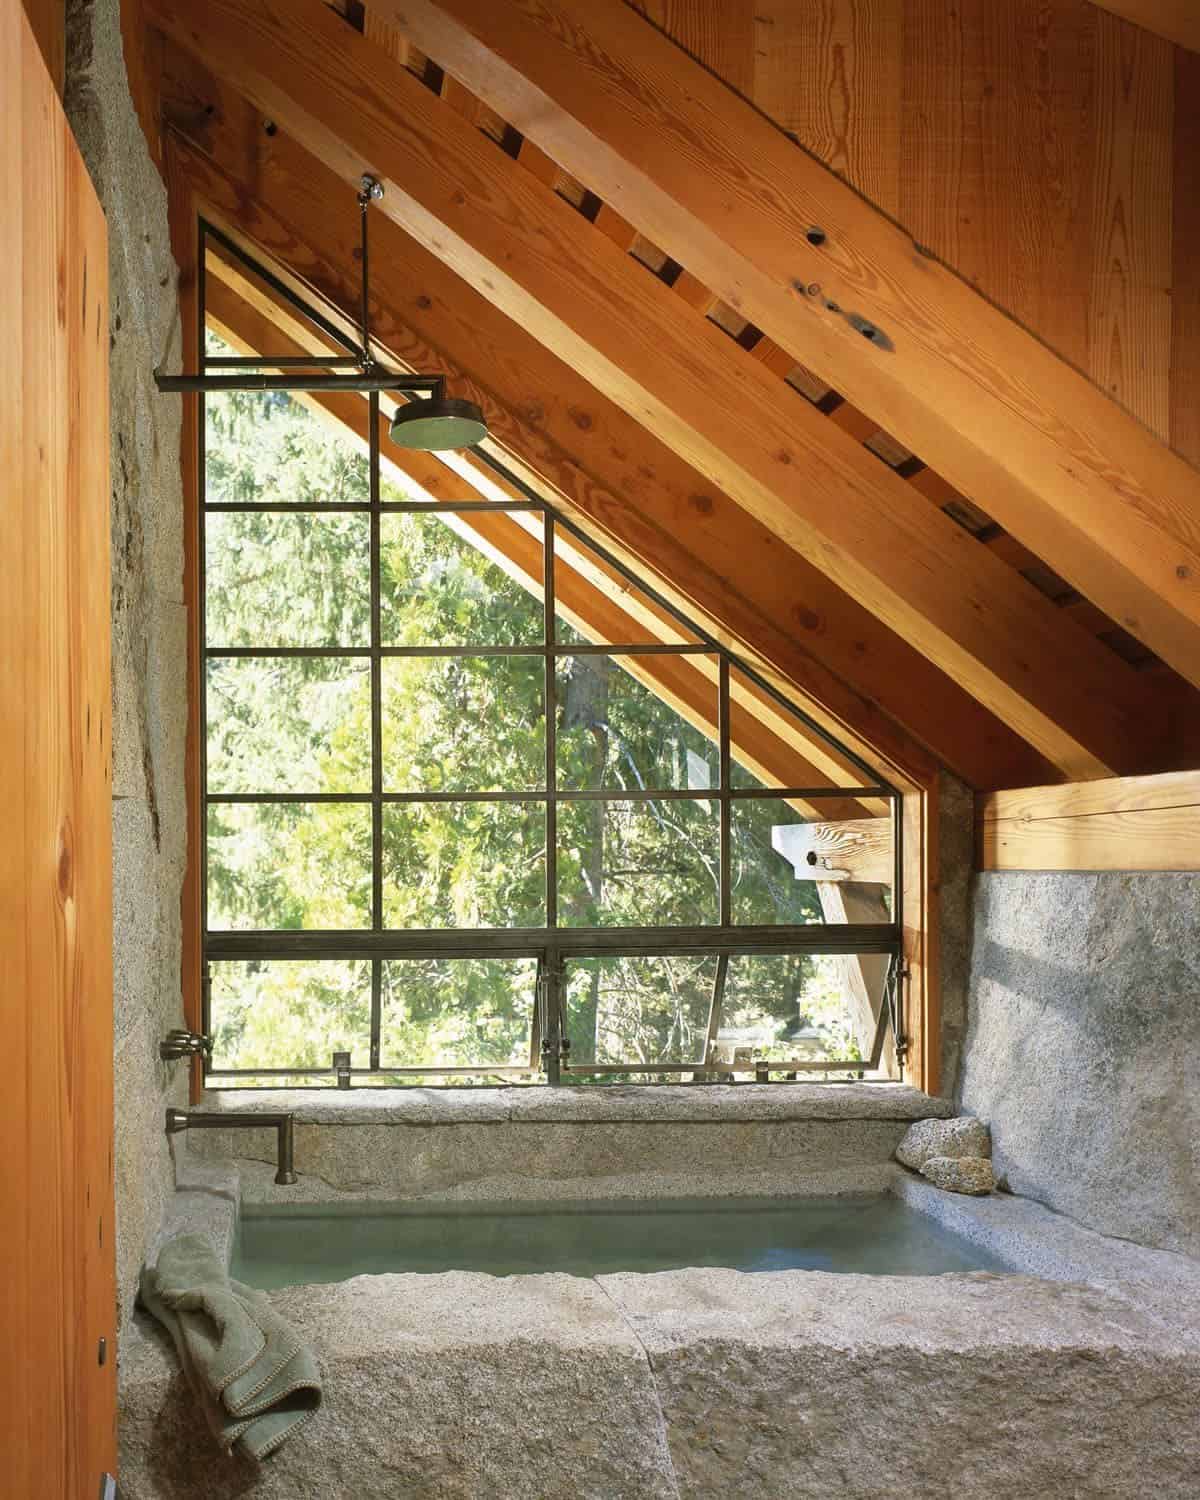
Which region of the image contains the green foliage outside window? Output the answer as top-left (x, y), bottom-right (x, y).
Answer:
top-left (203, 339), bottom-right (874, 1078)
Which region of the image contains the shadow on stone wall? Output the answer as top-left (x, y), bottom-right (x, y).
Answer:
top-left (961, 870), bottom-right (1200, 1258)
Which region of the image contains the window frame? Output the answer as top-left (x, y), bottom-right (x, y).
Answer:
top-left (193, 222), bottom-right (905, 1089)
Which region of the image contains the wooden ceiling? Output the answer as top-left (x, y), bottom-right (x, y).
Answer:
top-left (124, 0), bottom-right (1200, 791)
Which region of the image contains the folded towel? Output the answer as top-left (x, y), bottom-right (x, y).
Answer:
top-left (140, 1233), bottom-right (322, 1461)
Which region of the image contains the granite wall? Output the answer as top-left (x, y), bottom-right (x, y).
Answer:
top-left (65, 0), bottom-right (189, 1331)
top-left (960, 871), bottom-right (1200, 1259)
top-left (936, 771), bottom-right (974, 1098)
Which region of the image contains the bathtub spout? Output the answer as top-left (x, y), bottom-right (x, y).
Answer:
top-left (166, 1107), bottom-right (298, 1185)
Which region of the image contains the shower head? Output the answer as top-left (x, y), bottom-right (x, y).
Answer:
top-left (389, 395), bottom-right (488, 452)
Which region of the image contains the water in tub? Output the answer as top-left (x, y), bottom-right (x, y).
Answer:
top-left (231, 1194), bottom-right (1009, 1288)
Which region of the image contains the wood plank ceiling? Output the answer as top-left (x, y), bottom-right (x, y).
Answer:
top-left (129, 0), bottom-right (1200, 791)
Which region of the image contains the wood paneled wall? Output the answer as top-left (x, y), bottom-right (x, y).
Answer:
top-left (1, 2), bottom-right (117, 1492)
top-left (631, 0), bottom-right (1199, 467)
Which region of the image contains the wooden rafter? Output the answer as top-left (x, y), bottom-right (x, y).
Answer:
top-left (156, 66), bottom-right (1063, 795)
top-left (382, 0), bottom-right (1200, 692)
top-left (978, 770), bottom-right (1200, 871)
top-left (145, 0), bottom-right (1167, 782)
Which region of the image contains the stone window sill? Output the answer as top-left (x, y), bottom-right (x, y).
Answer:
top-left (198, 1081), bottom-right (953, 1127)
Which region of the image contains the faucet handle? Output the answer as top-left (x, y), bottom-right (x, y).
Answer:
top-left (160, 1029), bottom-right (213, 1061)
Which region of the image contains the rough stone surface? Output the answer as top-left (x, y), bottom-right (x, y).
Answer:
top-left (119, 1274), bottom-right (678, 1499)
top-left (200, 1082), bottom-right (955, 1125)
top-left (937, 771), bottom-right (975, 1096)
top-left (117, 1257), bottom-right (1200, 1499)
top-left (65, 0), bottom-right (188, 1335)
top-left (600, 1267), bottom-right (1200, 1499)
top-left (896, 1114), bottom-right (991, 1169)
top-left (919, 1154), bottom-right (995, 1194)
top-left (961, 872), bottom-right (1200, 1257)
top-left (890, 1169), bottom-right (1200, 1330)
top-left (184, 1117), bottom-right (915, 1204)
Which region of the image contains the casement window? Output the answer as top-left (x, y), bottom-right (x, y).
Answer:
top-left (198, 227), bottom-right (903, 1087)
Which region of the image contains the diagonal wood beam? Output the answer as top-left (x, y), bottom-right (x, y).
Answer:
top-left (1086, 1), bottom-right (1200, 51)
top-left (146, 0), bottom-right (1169, 781)
top-left (157, 65), bottom-right (1062, 794)
top-left (387, 0), bottom-right (1200, 690)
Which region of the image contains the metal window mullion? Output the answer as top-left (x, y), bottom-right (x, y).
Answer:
top-left (543, 515), bottom-right (562, 1083)
top-left (369, 392), bottom-right (384, 1070)
top-left (719, 657), bottom-right (731, 926)
top-left (379, 500), bottom-right (543, 514)
top-left (198, 233), bottom-right (212, 1068)
top-left (205, 646), bottom-right (373, 659)
top-left (204, 924), bottom-right (901, 961)
top-left (205, 502), bottom-right (371, 515)
top-left (207, 792), bottom-right (373, 804)
top-left (544, 512), bottom-right (557, 930)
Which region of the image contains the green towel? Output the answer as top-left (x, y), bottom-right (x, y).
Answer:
top-left (140, 1233), bottom-right (322, 1461)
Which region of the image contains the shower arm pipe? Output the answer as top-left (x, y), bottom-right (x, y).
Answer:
top-left (166, 1107), bottom-right (297, 1185)
top-left (154, 371), bottom-right (445, 395)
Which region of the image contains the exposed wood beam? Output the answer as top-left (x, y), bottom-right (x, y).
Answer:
top-left (978, 770), bottom-right (1200, 870)
top-left (1086, 1), bottom-right (1200, 52)
top-left (145, 0), bottom-right (1162, 782)
top-left (156, 66), bottom-right (1061, 794)
top-left (384, 0), bottom-right (1200, 690)
top-left (771, 819), bottom-right (894, 887)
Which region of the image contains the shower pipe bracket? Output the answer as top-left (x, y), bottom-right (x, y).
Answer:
top-left (152, 170), bottom-right (449, 404)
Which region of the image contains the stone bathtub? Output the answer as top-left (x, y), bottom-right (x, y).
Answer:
top-left (118, 1085), bottom-right (1200, 1498)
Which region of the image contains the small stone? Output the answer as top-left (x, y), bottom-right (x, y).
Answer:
top-left (921, 1155), bottom-right (995, 1195)
top-left (896, 1115), bottom-right (991, 1170)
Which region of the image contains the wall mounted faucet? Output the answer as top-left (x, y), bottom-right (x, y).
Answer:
top-left (165, 1108), bottom-right (298, 1185)
top-left (160, 1029), bottom-right (213, 1061)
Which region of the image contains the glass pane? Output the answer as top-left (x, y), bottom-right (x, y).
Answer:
top-left (380, 957), bottom-right (537, 1068)
top-left (380, 510), bottom-right (544, 646)
top-left (206, 511), bottom-right (370, 648)
top-left (728, 666), bottom-right (874, 791)
top-left (207, 656), bottom-right (371, 794)
top-left (558, 798), bottom-right (719, 927)
top-left (381, 655), bottom-right (546, 792)
top-left (555, 654), bottom-right (718, 792)
top-left (552, 526), bottom-right (701, 645)
top-left (564, 955), bottom-right (716, 1066)
top-left (731, 797), bottom-right (893, 925)
top-left (206, 801), bottom-right (372, 930)
top-left (204, 386), bottom-right (369, 507)
top-left (717, 953), bottom-right (887, 1069)
top-left (208, 959), bottom-right (371, 1071)
top-left (382, 801), bottom-right (546, 928)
